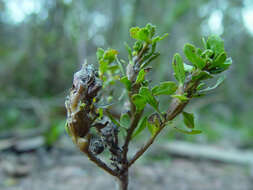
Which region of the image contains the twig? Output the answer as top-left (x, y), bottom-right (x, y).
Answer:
top-left (128, 93), bottom-right (190, 167)
top-left (122, 111), bottom-right (143, 163)
top-left (86, 151), bottom-right (118, 177)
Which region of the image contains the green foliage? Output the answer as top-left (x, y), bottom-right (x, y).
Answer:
top-left (132, 116), bottom-right (147, 138)
top-left (120, 113), bottom-right (131, 128)
top-left (174, 127), bottom-right (202, 135)
top-left (139, 87), bottom-right (159, 110)
top-left (172, 53), bottom-right (185, 84)
top-left (135, 69), bottom-right (146, 84)
top-left (132, 94), bottom-right (147, 113)
top-left (152, 81), bottom-right (178, 96)
top-left (184, 44), bottom-right (205, 69)
top-left (182, 112), bottom-right (195, 129)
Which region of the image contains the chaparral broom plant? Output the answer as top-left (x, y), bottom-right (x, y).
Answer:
top-left (65, 23), bottom-right (232, 190)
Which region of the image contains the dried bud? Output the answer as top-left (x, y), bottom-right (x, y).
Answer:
top-left (65, 63), bottom-right (102, 141)
top-left (73, 63), bottom-right (102, 99)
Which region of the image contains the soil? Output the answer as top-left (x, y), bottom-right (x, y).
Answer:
top-left (0, 142), bottom-right (252, 190)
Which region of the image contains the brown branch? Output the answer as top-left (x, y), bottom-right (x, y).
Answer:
top-left (86, 151), bottom-right (118, 177)
top-left (128, 97), bottom-right (189, 167)
top-left (122, 111), bottom-right (143, 164)
top-left (128, 123), bottom-right (166, 167)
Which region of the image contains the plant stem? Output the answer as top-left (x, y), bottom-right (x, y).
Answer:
top-left (86, 150), bottom-right (118, 177)
top-left (117, 171), bottom-right (129, 190)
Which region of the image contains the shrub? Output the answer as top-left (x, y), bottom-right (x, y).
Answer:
top-left (65, 23), bottom-right (232, 190)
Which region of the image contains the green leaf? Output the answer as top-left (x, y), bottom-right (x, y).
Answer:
top-left (192, 70), bottom-right (213, 81)
top-left (130, 27), bottom-right (150, 42)
top-left (120, 76), bottom-right (132, 91)
top-left (196, 82), bottom-right (205, 90)
top-left (65, 122), bottom-right (71, 136)
top-left (146, 23), bottom-right (156, 38)
top-left (120, 113), bottom-right (131, 128)
top-left (172, 53), bottom-right (185, 84)
top-left (199, 75), bottom-right (225, 93)
top-left (152, 33), bottom-right (168, 43)
top-left (211, 52), bottom-right (227, 68)
top-left (106, 111), bottom-right (121, 127)
top-left (132, 94), bottom-right (147, 113)
top-left (201, 49), bottom-right (214, 59)
top-left (96, 48), bottom-right (104, 61)
top-left (139, 87), bottom-right (159, 110)
top-left (130, 27), bottom-right (140, 39)
top-left (141, 52), bottom-right (160, 68)
top-left (184, 63), bottom-right (194, 72)
top-left (138, 28), bottom-right (150, 42)
top-left (147, 122), bottom-right (158, 136)
top-left (171, 94), bottom-right (189, 101)
top-left (182, 112), bottom-right (195, 129)
top-left (206, 35), bottom-right (224, 56)
top-left (124, 42), bottom-right (132, 60)
top-left (183, 44), bottom-right (206, 69)
top-left (98, 108), bottom-right (103, 119)
top-left (174, 127), bottom-right (202, 135)
top-left (136, 69), bottom-right (146, 84)
top-left (104, 49), bottom-right (118, 63)
top-left (202, 37), bottom-right (207, 49)
top-left (99, 60), bottom-right (108, 76)
top-left (132, 116), bottom-right (147, 138)
top-left (152, 81), bottom-right (178, 96)
top-left (210, 57), bottom-right (232, 74)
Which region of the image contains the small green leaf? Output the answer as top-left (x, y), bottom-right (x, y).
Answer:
top-left (201, 49), bottom-right (214, 58)
top-left (96, 48), bottom-right (104, 61)
top-left (182, 112), bottom-right (195, 129)
top-left (124, 42), bottom-right (132, 60)
top-left (99, 60), bottom-right (109, 76)
top-left (184, 63), bottom-right (194, 72)
top-left (138, 28), bottom-right (150, 42)
top-left (206, 35), bottom-right (224, 56)
top-left (130, 27), bottom-right (140, 39)
top-left (132, 116), bottom-right (147, 138)
top-left (152, 81), bottom-right (178, 96)
top-left (141, 52), bottom-right (160, 68)
top-left (152, 33), bottom-right (168, 43)
top-left (192, 70), bottom-right (213, 81)
top-left (136, 69), bottom-right (146, 84)
top-left (120, 76), bottom-right (132, 91)
top-left (171, 94), bottom-right (189, 101)
top-left (202, 37), bottom-right (207, 49)
top-left (146, 23), bottom-right (156, 38)
top-left (147, 122), bottom-right (158, 136)
top-left (184, 44), bottom-right (206, 69)
top-left (199, 75), bottom-right (225, 93)
top-left (106, 111), bottom-right (121, 127)
top-left (104, 49), bottom-right (118, 63)
top-left (172, 53), bottom-right (185, 84)
top-left (174, 127), bottom-right (202, 135)
top-left (211, 52), bottom-right (227, 68)
top-left (130, 27), bottom-right (150, 42)
top-left (120, 113), bottom-right (131, 128)
top-left (196, 82), bottom-right (205, 90)
top-left (132, 94), bottom-right (147, 113)
top-left (65, 122), bottom-right (71, 136)
top-left (139, 87), bottom-right (159, 110)
top-left (98, 108), bottom-right (103, 119)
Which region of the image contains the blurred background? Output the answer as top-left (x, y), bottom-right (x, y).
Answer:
top-left (0, 0), bottom-right (253, 189)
